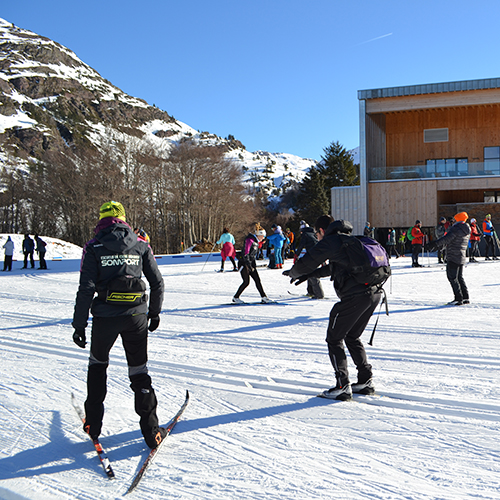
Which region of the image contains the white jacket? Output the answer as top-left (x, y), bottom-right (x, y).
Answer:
top-left (3, 239), bottom-right (14, 256)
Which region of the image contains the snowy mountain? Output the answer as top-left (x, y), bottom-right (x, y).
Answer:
top-left (0, 18), bottom-right (317, 199)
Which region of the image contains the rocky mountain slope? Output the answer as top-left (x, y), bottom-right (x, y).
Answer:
top-left (0, 18), bottom-right (316, 199)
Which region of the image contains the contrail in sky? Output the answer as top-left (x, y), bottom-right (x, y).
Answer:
top-left (355, 33), bottom-right (393, 47)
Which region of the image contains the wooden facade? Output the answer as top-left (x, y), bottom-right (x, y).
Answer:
top-left (357, 79), bottom-right (500, 230)
top-left (369, 176), bottom-right (500, 228)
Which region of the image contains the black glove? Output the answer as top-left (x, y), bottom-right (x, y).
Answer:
top-left (282, 270), bottom-right (291, 277)
top-left (73, 329), bottom-right (86, 348)
top-left (293, 275), bottom-right (308, 286)
top-left (148, 315), bottom-right (160, 332)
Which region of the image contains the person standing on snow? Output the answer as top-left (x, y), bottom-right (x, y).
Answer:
top-left (482, 214), bottom-right (498, 260)
top-left (267, 225), bottom-right (286, 269)
top-left (2, 236), bottom-right (14, 271)
top-left (72, 201), bottom-right (166, 449)
top-left (295, 220), bottom-right (324, 299)
top-left (426, 212), bottom-right (471, 306)
top-left (411, 221), bottom-right (425, 267)
top-left (232, 223), bottom-right (271, 303)
top-left (435, 217), bottom-right (448, 264)
top-left (283, 215), bottom-right (383, 400)
top-left (386, 228), bottom-right (399, 259)
top-left (34, 234), bottom-right (47, 269)
top-left (216, 228), bottom-right (237, 272)
top-left (363, 221), bottom-right (375, 239)
top-left (22, 234), bottom-right (35, 269)
top-left (468, 218), bottom-right (481, 262)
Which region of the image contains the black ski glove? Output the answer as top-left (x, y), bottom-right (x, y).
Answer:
top-left (73, 329), bottom-right (86, 348)
top-left (283, 269), bottom-right (308, 285)
top-left (148, 315), bottom-right (160, 332)
top-left (293, 275), bottom-right (308, 286)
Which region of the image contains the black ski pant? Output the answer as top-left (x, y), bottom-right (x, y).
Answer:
top-left (234, 266), bottom-right (266, 298)
top-left (307, 277), bottom-right (324, 299)
top-left (484, 235), bottom-right (495, 257)
top-left (23, 251), bottom-right (35, 268)
top-left (38, 252), bottom-right (47, 269)
top-left (84, 314), bottom-right (161, 445)
top-left (469, 240), bottom-right (479, 261)
top-left (2, 255), bottom-right (12, 271)
top-left (446, 262), bottom-right (469, 302)
top-left (387, 244), bottom-right (400, 258)
top-left (411, 243), bottom-right (422, 266)
top-left (326, 291), bottom-right (382, 388)
top-left (221, 256), bottom-right (236, 270)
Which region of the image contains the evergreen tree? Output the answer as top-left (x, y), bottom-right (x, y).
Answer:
top-left (296, 167), bottom-right (330, 224)
top-left (294, 141), bottom-right (358, 224)
top-left (318, 141), bottom-right (359, 188)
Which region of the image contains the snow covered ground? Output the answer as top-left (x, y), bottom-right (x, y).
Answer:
top-left (0, 249), bottom-right (499, 499)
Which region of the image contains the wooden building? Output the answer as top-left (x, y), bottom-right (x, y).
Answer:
top-left (333, 77), bottom-right (500, 236)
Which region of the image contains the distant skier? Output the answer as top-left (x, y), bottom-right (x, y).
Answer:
top-left (295, 220), bottom-right (323, 299)
top-left (267, 225), bottom-right (286, 269)
top-left (232, 223), bottom-right (272, 303)
top-left (426, 212), bottom-right (471, 306)
top-left (34, 234), bottom-right (47, 269)
top-left (72, 201), bottom-right (167, 449)
top-left (22, 234), bottom-right (35, 269)
top-left (482, 214), bottom-right (498, 260)
top-left (216, 228), bottom-right (237, 272)
top-left (2, 236), bottom-right (14, 271)
top-left (469, 218), bottom-right (481, 262)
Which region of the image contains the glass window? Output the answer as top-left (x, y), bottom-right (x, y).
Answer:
top-left (484, 147), bottom-right (500, 160)
top-left (436, 159), bottom-right (446, 173)
top-left (484, 191), bottom-right (500, 203)
top-left (426, 160), bottom-right (436, 175)
top-left (485, 159), bottom-right (500, 174)
top-left (457, 158), bottom-right (468, 173)
top-left (445, 159), bottom-right (456, 174)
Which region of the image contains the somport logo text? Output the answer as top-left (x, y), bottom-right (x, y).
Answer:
top-left (101, 255), bottom-right (140, 267)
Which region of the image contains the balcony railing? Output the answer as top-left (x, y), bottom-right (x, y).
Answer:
top-left (369, 162), bottom-right (500, 181)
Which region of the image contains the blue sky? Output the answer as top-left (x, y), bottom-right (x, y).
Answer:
top-left (2, 1), bottom-right (500, 160)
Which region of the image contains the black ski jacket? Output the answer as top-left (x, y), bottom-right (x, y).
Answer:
top-left (239, 233), bottom-right (260, 271)
top-left (72, 217), bottom-right (164, 330)
top-left (428, 221), bottom-right (471, 265)
top-left (296, 226), bottom-right (318, 256)
top-left (288, 220), bottom-right (377, 299)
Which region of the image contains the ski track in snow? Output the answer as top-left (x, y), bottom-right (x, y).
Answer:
top-left (0, 256), bottom-right (499, 499)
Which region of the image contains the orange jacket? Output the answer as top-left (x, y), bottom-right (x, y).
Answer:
top-left (411, 226), bottom-right (425, 245)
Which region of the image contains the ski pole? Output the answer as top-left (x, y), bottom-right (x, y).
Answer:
top-left (201, 242), bottom-right (217, 272)
top-left (368, 289), bottom-right (388, 346)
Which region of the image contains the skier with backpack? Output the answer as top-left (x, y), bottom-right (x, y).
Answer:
top-left (283, 216), bottom-right (390, 401)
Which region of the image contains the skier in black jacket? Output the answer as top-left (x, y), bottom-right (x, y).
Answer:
top-left (295, 221), bottom-right (324, 299)
top-left (233, 223), bottom-right (271, 304)
top-left (425, 211), bottom-right (471, 305)
top-left (284, 217), bottom-right (382, 400)
top-left (72, 201), bottom-right (166, 448)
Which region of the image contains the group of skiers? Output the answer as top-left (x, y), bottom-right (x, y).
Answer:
top-left (2, 234), bottom-right (47, 271)
top-left (67, 199), bottom-right (500, 452)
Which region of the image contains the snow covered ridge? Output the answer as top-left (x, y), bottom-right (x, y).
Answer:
top-left (0, 233), bottom-right (83, 261)
top-left (0, 17), bottom-right (317, 196)
top-left (0, 17), bottom-right (358, 201)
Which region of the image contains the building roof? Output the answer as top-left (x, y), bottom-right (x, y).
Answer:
top-left (358, 77), bottom-right (500, 100)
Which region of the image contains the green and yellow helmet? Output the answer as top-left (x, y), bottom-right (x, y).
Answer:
top-left (99, 201), bottom-right (126, 221)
